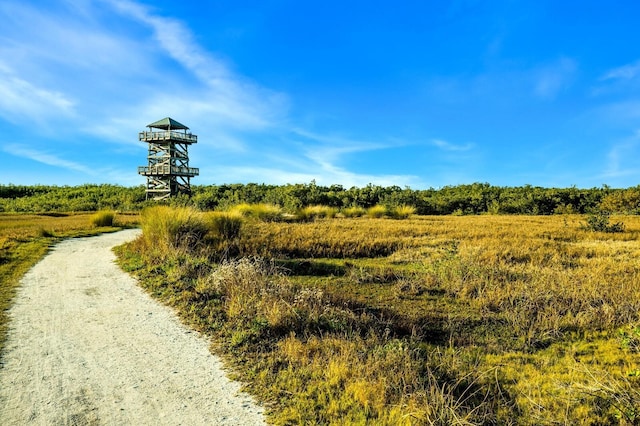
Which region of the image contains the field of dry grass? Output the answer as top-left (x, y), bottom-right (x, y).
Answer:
top-left (0, 212), bottom-right (139, 353)
top-left (119, 209), bottom-right (640, 424)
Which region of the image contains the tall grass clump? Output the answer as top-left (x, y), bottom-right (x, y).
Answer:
top-left (229, 203), bottom-right (282, 221)
top-left (141, 206), bottom-right (209, 253)
top-left (207, 211), bottom-right (243, 241)
top-left (367, 204), bottom-right (387, 218)
top-left (296, 205), bottom-right (338, 221)
top-left (90, 210), bottom-right (115, 227)
top-left (389, 204), bottom-right (416, 219)
top-left (342, 206), bottom-right (366, 218)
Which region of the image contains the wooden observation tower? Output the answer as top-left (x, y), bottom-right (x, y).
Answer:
top-left (138, 117), bottom-right (199, 200)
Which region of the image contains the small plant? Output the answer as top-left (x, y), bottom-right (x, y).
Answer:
top-left (582, 212), bottom-right (625, 233)
top-left (90, 210), bottom-right (115, 227)
top-left (619, 324), bottom-right (640, 353)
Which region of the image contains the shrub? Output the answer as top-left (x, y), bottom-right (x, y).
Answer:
top-left (582, 212), bottom-right (625, 233)
top-left (90, 210), bottom-right (115, 227)
top-left (619, 324), bottom-right (640, 353)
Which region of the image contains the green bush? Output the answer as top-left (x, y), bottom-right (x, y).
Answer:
top-left (583, 212), bottom-right (625, 233)
top-left (619, 325), bottom-right (640, 353)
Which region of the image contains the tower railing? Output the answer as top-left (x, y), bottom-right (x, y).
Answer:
top-left (138, 165), bottom-right (199, 177)
top-left (139, 131), bottom-right (198, 143)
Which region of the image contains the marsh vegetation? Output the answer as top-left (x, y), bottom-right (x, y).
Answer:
top-left (117, 206), bottom-right (640, 424)
top-left (3, 182), bottom-right (640, 423)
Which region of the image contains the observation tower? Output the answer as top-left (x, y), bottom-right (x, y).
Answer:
top-left (138, 117), bottom-right (199, 200)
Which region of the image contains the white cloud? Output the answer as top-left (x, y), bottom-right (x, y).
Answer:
top-left (292, 127), bottom-right (393, 165)
top-left (0, 0), bottom-right (426, 188)
top-left (104, 0), bottom-right (287, 131)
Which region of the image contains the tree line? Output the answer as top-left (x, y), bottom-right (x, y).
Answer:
top-left (1, 182), bottom-right (639, 215)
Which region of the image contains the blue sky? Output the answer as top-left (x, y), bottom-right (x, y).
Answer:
top-left (1, 0), bottom-right (640, 189)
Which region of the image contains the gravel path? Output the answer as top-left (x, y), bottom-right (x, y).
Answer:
top-left (0, 229), bottom-right (266, 425)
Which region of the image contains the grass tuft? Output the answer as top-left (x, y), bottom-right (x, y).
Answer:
top-left (140, 206), bottom-right (209, 254)
top-left (90, 210), bottom-right (115, 227)
top-left (228, 203), bottom-right (282, 222)
top-left (342, 206), bottom-right (366, 218)
top-left (367, 204), bottom-right (387, 218)
top-left (389, 204), bottom-right (416, 219)
top-left (296, 205), bottom-right (338, 221)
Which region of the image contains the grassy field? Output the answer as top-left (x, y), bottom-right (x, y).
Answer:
top-left (0, 212), bottom-right (139, 353)
top-left (117, 208), bottom-right (640, 425)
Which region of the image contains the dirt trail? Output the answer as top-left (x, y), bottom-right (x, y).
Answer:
top-left (0, 229), bottom-right (265, 425)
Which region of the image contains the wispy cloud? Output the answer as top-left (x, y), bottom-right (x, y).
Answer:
top-left (601, 60), bottom-right (640, 81)
top-left (0, 62), bottom-right (75, 124)
top-left (105, 0), bottom-right (287, 130)
top-left (532, 57), bottom-right (577, 99)
top-left (592, 59), bottom-right (640, 97)
top-left (288, 128), bottom-right (425, 186)
top-left (292, 128), bottom-right (392, 163)
top-left (601, 131), bottom-right (640, 179)
top-left (3, 144), bottom-right (94, 175)
top-left (430, 139), bottom-right (473, 152)
top-left (0, 0), bottom-right (444, 188)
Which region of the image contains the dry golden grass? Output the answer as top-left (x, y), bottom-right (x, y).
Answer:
top-left (122, 211), bottom-right (640, 424)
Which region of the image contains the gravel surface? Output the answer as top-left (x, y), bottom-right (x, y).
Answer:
top-left (0, 229), bottom-right (266, 425)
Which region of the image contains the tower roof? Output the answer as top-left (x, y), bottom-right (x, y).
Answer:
top-left (147, 117), bottom-right (189, 131)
